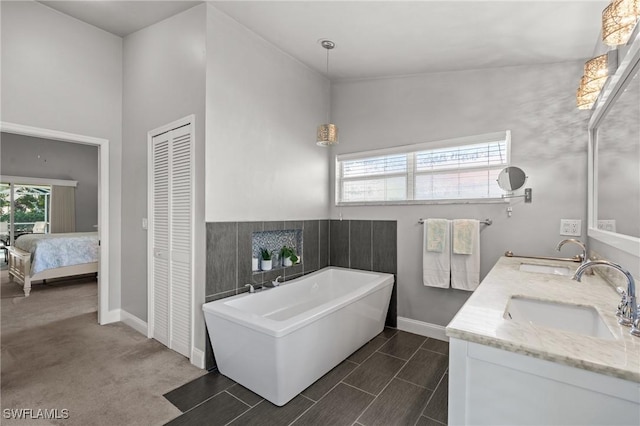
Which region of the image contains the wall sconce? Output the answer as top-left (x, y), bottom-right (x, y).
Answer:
top-left (602, 0), bottom-right (640, 46)
top-left (576, 76), bottom-right (600, 109)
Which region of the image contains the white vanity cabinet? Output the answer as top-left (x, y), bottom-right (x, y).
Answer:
top-left (448, 338), bottom-right (640, 425)
top-left (446, 256), bottom-right (640, 426)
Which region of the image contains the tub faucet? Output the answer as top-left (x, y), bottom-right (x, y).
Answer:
top-left (573, 260), bottom-right (640, 337)
top-left (556, 239), bottom-right (588, 264)
top-left (245, 283), bottom-right (262, 293)
top-left (263, 276), bottom-right (282, 288)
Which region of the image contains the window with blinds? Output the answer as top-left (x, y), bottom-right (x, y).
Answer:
top-left (336, 131), bottom-right (510, 204)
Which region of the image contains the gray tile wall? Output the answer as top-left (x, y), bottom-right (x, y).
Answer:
top-left (205, 219), bottom-right (397, 370)
top-left (329, 220), bottom-right (398, 328)
top-left (206, 220), bottom-right (329, 301)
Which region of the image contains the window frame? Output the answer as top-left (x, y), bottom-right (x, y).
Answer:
top-left (335, 131), bottom-right (511, 206)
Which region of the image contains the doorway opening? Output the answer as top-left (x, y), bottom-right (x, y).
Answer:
top-left (0, 122), bottom-right (110, 324)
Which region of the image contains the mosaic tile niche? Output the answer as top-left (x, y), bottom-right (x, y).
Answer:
top-left (252, 229), bottom-right (303, 272)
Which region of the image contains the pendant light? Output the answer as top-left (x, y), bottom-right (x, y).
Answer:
top-left (317, 40), bottom-right (339, 146)
top-left (602, 0), bottom-right (640, 46)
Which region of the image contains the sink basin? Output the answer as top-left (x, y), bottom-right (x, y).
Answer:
top-left (519, 263), bottom-right (571, 276)
top-left (504, 296), bottom-right (615, 340)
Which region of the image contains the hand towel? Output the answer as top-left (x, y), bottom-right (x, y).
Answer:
top-left (451, 219), bottom-right (480, 291)
top-left (423, 219), bottom-right (450, 288)
top-left (426, 218), bottom-right (448, 252)
top-left (453, 219), bottom-right (475, 254)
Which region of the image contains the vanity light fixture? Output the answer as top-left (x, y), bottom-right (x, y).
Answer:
top-left (576, 76), bottom-right (600, 109)
top-left (317, 40), bottom-right (339, 146)
top-left (576, 54), bottom-right (610, 109)
top-left (584, 54), bottom-right (610, 90)
top-left (602, 0), bottom-right (640, 46)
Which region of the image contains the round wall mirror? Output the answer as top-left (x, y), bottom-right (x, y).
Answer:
top-left (497, 166), bottom-right (527, 191)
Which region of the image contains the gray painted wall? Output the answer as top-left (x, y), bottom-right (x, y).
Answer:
top-left (1, 1), bottom-right (123, 311)
top-left (0, 133), bottom-right (98, 232)
top-left (205, 6), bottom-right (330, 222)
top-left (122, 3), bottom-right (207, 354)
top-left (330, 61), bottom-right (590, 327)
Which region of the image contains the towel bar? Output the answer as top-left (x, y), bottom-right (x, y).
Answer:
top-left (418, 218), bottom-right (492, 226)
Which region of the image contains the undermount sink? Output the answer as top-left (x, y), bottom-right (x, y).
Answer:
top-left (504, 296), bottom-right (615, 340)
top-left (519, 263), bottom-right (571, 276)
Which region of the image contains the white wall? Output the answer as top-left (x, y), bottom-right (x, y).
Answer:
top-left (1, 1), bottom-right (123, 312)
top-left (0, 133), bottom-right (98, 232)
top-left (122, 3), bottom-right (207, 355)
top-left (331, 62), bottom-right (590, 326)
top-left (205, 5), bottom-right (330, 222)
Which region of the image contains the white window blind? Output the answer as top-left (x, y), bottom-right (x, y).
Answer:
top-left (336, 131), bottom-right (510, 204)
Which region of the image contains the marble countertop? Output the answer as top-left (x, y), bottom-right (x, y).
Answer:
top-left (446, 256), bottom-right (640, 382)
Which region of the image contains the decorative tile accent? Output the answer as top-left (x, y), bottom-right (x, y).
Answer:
top-left (252, 229), bottom-right (303, 270)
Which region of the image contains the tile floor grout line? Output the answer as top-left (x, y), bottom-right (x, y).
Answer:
top-left (224, 389), bottom-right (254, 408)
top-left (286, 379), bottom-right (347, 426)
top-left (421, 367), bottom-right (449, 419)
top-left (223, 398), bottom-right (259, 426)
top-left (353, 353), bottom-right (412, 425)
top-left (395, 376), bottom-right (431, 390)
top-left (169, 388), bottom-right (230, 416)
top-left (286, 400), bottom-right (317, 425)
top-left (423, 414), bottom-right (447, 425)
top-left (340, 381), bottom-right (379, 397)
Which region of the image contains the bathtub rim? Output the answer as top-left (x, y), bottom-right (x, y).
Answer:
top-left (202, 266), bottom-right (394, 338)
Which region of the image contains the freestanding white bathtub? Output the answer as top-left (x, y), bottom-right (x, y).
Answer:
top-left (202, 267), bottom-right (394, 406)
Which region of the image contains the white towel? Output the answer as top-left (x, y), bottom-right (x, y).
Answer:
top-left (423, 219), bottom-right (450, 288)
top-left (426, 218), bottom-right (448, 252)
top-left (451, 219), bottom-right (480, 291)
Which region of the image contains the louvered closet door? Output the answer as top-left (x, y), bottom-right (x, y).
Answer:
top-left (152, 132), bottom-right (170, 348)
top-left (151, 123), bottom-right (193, 359)
top-left (168, 125), bottom-right (192, 358)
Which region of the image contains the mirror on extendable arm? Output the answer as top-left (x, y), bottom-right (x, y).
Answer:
top-left (497, 166), bottom-right (532, 202)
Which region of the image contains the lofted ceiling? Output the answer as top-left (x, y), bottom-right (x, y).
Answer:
top-left (38, 1), bottom-right (203, 37)
top-left (39, 1), bottom-right (610, 80)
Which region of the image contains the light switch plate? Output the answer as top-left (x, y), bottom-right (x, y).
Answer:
top-left (142, 218), bottom-right (148, 230)
top-left (560, 219), bottom-right (581, 236)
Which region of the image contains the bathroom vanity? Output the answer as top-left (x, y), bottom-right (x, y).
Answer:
top-left (446, 256), bottom-right (640, 425)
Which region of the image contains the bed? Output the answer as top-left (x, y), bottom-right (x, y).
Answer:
top-left (7, 232), bottom-right (99, 296)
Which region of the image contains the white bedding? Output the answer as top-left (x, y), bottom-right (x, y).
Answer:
top-left (14, 232), bottom-right (99, 275)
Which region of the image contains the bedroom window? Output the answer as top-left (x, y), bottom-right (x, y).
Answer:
top-left (335, 131), bottom-right (510, 205)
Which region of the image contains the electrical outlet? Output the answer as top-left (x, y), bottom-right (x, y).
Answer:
top-left (560, 219), bottom-right (581, 236)
top-left (597, 219), bottom-right (616, 233)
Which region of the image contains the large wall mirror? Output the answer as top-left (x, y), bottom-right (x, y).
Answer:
top-left (589, 26), bottom-right (640, 256)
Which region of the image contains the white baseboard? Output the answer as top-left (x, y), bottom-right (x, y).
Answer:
top-left (120, 310), bottom-right (148, 336)
top-left (397, 317), bottom-right (449, 342)
top-left (191, 348), bottom-right (206, 370)
top-left (100, 309), bottom-right (122, 325)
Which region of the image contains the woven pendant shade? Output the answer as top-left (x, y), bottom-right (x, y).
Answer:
top-left (317, 124), bottom-right (338, 146)
top-left (602, 0), bottom-right (640, 46)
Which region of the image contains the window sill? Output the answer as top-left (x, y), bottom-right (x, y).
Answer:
top-left (336, 198), bottom-right (509, 207)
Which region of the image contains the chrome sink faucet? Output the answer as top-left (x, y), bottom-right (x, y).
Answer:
top-left (556, 239), bottom-right (588, 264)
top-left (573, 260), bottom-right (640, 337)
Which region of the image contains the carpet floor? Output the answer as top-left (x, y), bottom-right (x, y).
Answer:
top-left (1, 270), bottom-right (205, 425)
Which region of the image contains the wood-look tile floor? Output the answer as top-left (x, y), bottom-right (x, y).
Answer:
top-left (164, 329), bottom-right (448, 426)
